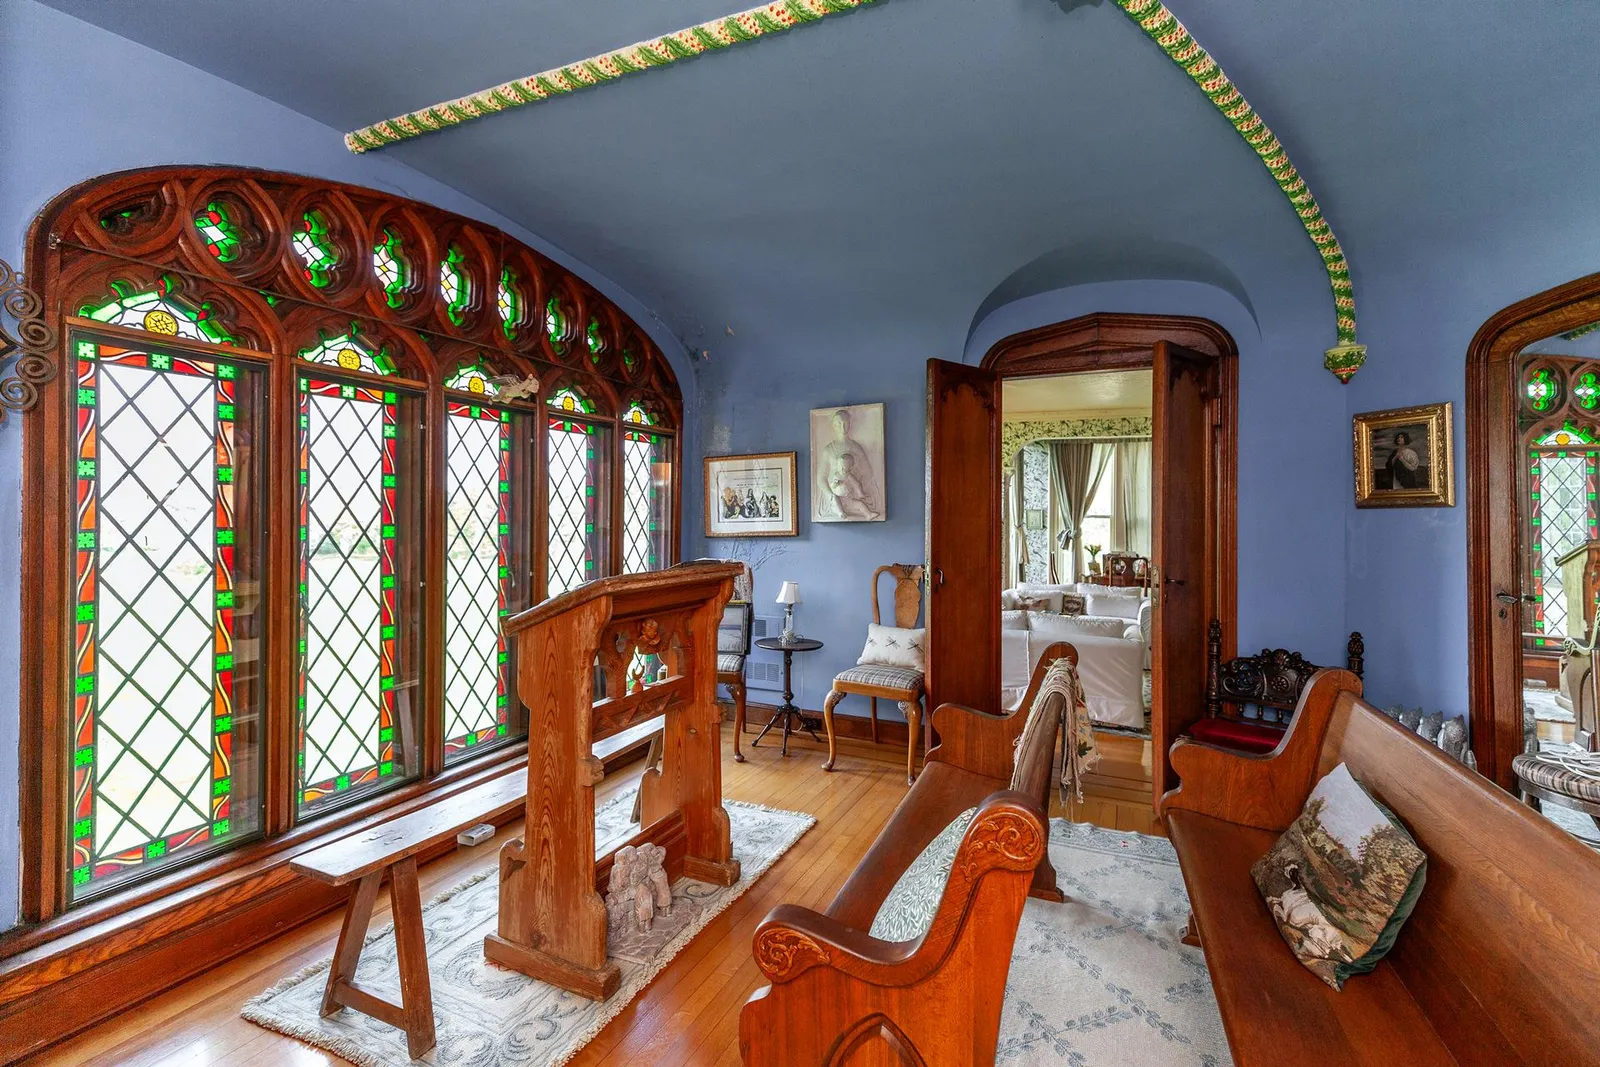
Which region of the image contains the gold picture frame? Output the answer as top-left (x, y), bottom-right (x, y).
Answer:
top-left (1353, 402), bottom-right (1454, 508)
top-left (703, 451), bottom-right (799, 537)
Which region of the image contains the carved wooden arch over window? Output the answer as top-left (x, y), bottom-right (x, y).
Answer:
top-left (19, 166), bottom-right (682, 923)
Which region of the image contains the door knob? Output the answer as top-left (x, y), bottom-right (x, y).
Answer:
top-left (1495, 592), bottom-right (1535, 604)
top-left (1164, 577), bottom-right (1186, 587)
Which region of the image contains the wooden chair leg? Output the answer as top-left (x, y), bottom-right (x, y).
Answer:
top-left (870, 697), bottom-right (879, 744)
top-left (900, 697), bottom-right (922, 785)
top-left (1181, 911), bottom-right (1202, 947)
top-left (732, 680), bottom-right (747, 763)
top-left (320, 870), bottom-right (382, 1018)
top-left (389, 856), bottom-right (437, 1059)
top-left (632, 732), bottom-right (664, 823)
top-left (822, 688), bottom-right (846, 771)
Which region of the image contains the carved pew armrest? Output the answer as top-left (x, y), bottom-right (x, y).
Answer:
top-left (750, 791), bottom-right (1048, 987)
top-left (1161, 668), bottom-right (1362, 831)
top-left (929, 643), bottom-right (1078, 780)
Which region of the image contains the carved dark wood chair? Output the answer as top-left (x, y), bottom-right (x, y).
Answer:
top-left (1186, 619), bottom-right (1365, 754)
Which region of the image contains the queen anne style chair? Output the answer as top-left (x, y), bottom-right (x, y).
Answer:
top-left (822, 564), bottom-right (926, 784)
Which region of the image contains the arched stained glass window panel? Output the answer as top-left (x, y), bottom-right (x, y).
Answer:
top-left (80, 278), bottom-right (235, 345)
top-left (622, 425), bottom-right (671, 575)
top-left (68, 332), bottom-right (263, 900)
top-left (1527, 419), bottom-right (1600, 644)
top-left (440, 246), bottom-right (471, 326)
top-left (298, 327), bottom-right (396, 377)
top-left (546, 414), bottom-right (607, 596)
top-left (547, 386), bottom-right (592, 414)
top-left (445, 360), bottom-right (498, 396)
top-left (293, 211), bottom-right (339, 288)
top-left (296, 376), bottom-right (419, 813)
top-left (444, 402), bottom-right (521, 760)
top-left (373, 228), bottom-right (409, 309)
top-left (194, 202), bottom-right (241, 262)
top-left (497, 268), bottom-right (523, 340)
top-left (545, 297), bottom-right (568, 351)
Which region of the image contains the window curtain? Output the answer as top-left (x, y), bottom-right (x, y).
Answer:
top-left (1111, 439), bottom-right (1153, 556)
top-left (1010, 451), bottom-right (1029, 585)
top-left (1047, 440), bottom-right (1112, 584)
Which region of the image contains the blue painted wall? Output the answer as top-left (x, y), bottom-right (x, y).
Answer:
top-left (0, 0), bottom-right (696, 931)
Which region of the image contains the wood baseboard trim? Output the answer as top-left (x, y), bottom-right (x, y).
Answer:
top-left (741, 702), bottom-right (912, 747)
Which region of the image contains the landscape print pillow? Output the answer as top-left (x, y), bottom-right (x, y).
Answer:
top-left (1250, 763), bottom-right (1427, 989)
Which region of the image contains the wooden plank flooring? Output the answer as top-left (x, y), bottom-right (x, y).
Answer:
top-left (24, 724), bottom-right (1158, 1067)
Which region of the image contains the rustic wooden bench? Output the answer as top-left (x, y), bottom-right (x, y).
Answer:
top-left (739, 643), bottom-right (1077, 1066)
top-left (1163, 668), bottom-right (1600, 1067)
top-left (290, 716), bottom-right (662, 1058)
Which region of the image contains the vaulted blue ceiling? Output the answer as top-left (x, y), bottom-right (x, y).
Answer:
top-left (38, 0), bottom-right (1599, 358)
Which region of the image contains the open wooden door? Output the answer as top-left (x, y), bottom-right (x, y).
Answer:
top-left (1150, 341), bottom-right (1217, 804)
top-left (926, 359), bottom-right (1000, 717)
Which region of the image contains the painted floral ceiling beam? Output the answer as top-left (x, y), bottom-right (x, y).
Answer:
top-left (1113, 0), bottom-right (1365, 382)
top-left (343, 0), bottom-right (877, 152)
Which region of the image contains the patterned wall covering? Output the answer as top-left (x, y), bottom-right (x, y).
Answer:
top-left (1002, 416), bottom-right (1152, 473)
top-left (1021, 443), bottom-right (1050, 585)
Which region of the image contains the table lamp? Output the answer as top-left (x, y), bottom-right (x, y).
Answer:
top-left (775, 581), bottom-right (801, 642)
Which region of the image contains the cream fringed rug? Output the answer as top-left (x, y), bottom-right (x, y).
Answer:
top-left (998, 822), bottom-right (1231, 1066)
top-left (243, 791), bottom-right (814, 1067)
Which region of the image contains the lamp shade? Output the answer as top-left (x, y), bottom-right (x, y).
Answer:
top-left (775, 581), bottom-right (801, 606)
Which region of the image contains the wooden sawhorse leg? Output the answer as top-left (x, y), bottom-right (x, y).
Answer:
top-left (320, 857), bottom-right (436, 1059)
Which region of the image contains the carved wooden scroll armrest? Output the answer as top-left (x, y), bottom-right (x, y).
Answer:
top-left (1161, 668), bottom-right (1362, 831)
top-left (750, 791), bottom-right (1047, 987)
top-left (929, 643), bottom-right (1078, 780)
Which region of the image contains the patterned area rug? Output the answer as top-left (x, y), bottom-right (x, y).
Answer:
top-left (999, 822), bottom-right (1230, 1066)
top-left (243, 791), bottom-right (814, 1066)
top-left (1525, 684), bottom-right (1576, 724)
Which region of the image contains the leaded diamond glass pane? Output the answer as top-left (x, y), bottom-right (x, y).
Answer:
top-left (1534, 452), bottom-right (1593, 639)
top-left (622, 433), bottom-right (668, 574)
top-left (547, 419), bottom-right (600, 596)
top-left (298, 377), bottom-right (414, 812)
top-left (444, 407), bottom-right (510, 759)
top-left (70, 333), bottom-right (262, 900)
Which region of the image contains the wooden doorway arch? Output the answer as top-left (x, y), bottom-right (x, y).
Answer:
top-left (1467, 272), bottom-right (1600, 788)
top-left (979, 312), bottom-right (1238, 804)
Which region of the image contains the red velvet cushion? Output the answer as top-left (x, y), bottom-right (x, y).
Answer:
top-left (1187, 717), bottom-right (1283, 754)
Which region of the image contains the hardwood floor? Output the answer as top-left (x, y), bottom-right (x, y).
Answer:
top-left (23, 723), bottom-right (1159, 1067)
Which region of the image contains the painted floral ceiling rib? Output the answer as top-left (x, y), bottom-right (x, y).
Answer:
top-left (343, 0), bottom-right (878, 153)
top-left (1112, 0), bottom-right (1364, 382)
top-left (344, 0), bottom-right (1363, 379)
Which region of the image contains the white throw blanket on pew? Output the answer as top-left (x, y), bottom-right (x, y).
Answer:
top-left (1031, 657), bottom-right (1101, 801)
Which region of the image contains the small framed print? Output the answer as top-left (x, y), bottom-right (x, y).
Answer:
top-left (704, 451), bottom-right (798, 537)
top-left (1353, 402), bottom-right (1454, 508)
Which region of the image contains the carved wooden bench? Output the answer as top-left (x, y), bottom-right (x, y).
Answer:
top-left (1163, 669), bottom-right (1600, 1067)
top-left (289, 717), bottom-right (661, 1058)
top-left (739, 644), bottom-right (1077, 1066)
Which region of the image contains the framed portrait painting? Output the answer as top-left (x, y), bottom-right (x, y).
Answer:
top-left (704, 451), bottom-right (798, 537)
top-left (1353, 402), bottom-right (1454, 508)
top-left (810, 402), bottom-right (886, 523)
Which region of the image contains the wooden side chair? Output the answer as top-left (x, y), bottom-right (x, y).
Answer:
top-left (822, 564), bottom-right (926, 784)
top-left (1187, 618), bottom-right (1364, 753)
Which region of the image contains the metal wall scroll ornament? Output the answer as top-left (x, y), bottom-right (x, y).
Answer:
top-left (0, 256), bottom-right (57, 421)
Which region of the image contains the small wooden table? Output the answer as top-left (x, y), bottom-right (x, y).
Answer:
top-left (753, 637), bottom-right (824, 757)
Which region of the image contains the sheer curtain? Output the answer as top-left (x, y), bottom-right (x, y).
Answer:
top-left (1111, 439), bottom-right (1153, 556)
top-left (1047, 440), bottom-right (1112, 583)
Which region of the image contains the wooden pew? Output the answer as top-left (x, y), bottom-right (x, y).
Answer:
top-left (739, 644), bottom-right (1077, 1066)
top-left (1163, 669), bottom-right (1600, 1067)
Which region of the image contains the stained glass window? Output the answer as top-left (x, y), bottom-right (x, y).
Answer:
top-left (548, 386), bottom-right (593, 414)
top-left (194, 202), bottom-right (241, 263)
top-left (1576, 373), bottom-right (1599, 411)
top-left (497, 268), bottom-right (523, 340)
top-left (80, 278), bottom-right (235, 345)
top-left (297, 376), bottom-right (418, 813)
top-left (373, 228), bottom-right (410, 309)
top-left (1526, 367), bottom-right (1557, 412)
top-left (445, 359), bottom-right (499, 396)
top-left (68, 333), bottom-right (262, 899)
top-left (622, 409), bottom-right (670, 574)
top-left (547, 411), bottom-right (607, 597)
top-left (440, 246), bottom-right (471, 326)
top-left (586, 319), bottom-right (603, 360)
top-left (546, 297), bottom-right (569, 353)
top-left (294, 211), bottom-right (339, 289)
top-left (298, 325), bottom-right (396, 377)
top-left (444, 402), bottom-right (520, 759)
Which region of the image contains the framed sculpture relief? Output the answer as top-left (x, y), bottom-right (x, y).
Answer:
top-left (810, 403), bottom-right (886, 523)
top-left (704, 451), bottom-right (798, 537)
top-left (1353, 402), bottom-right (1454, 508)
